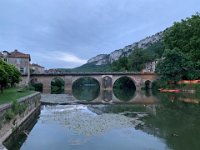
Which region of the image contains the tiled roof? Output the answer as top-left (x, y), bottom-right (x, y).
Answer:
top-left (8, 50), bottom-right (31, 61)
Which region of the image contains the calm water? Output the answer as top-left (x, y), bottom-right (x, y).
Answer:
top-left (4, 87), bottom-right (200, 150)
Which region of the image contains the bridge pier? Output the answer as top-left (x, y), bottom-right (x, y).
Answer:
top-left (64, 76), bottom-right (73, 94)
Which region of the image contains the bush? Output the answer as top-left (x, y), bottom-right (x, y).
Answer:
top-left (32, 83), bottom-right (43, 92)
top-left (4, 110), bottom-right (15, 121)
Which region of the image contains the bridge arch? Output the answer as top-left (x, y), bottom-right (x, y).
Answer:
top-left (113, 76), bottom-right (136, 102)
top-left (112, 76), bottom-right (137, 88)
top-left (72, 76), bottom-right (100, 101)
top-left (51, 77), bottom-right (65, 94)
top-left (71, 76), bottom-right (101, 86)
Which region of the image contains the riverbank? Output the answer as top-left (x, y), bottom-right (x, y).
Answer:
top-left (0, 87), bottom-right (35, 105)
top-left (0, 92), bottom-right (41, 150)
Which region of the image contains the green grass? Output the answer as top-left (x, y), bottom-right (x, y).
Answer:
top-left (0, 88), bottom-right (35, 105)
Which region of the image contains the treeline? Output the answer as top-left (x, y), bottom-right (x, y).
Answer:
top-left (111, 41), bottom-right (164, 72)
top-left (0, 60), bottom-right (21, 93)
top-left (156, 13), bottom-right (200, 83)
top-left (112, 13), bottom-right (200, 84)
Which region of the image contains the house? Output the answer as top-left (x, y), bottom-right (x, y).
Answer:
top-left (31, 63), bottom-right (45, 74)
top-left (142, 59), bottom-right (159, 73)
top-left (1, 50), bottom-right (31, 75)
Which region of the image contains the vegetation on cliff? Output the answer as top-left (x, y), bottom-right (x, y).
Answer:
top-left (111, 41), bottom-right (164, 72)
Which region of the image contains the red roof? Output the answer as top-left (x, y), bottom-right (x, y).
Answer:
top-left (8, 50), bottom-right (31, 61)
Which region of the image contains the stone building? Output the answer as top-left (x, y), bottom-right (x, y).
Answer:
top-left (142, 59), bottom-right (159, 73)
top-left (0, 50), bottom-right (31, 75)
top-left (31, 63), bottom-right (45, 74)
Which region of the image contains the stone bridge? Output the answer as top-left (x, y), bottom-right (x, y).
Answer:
top-left (21, 72), bottom-right (157, 93)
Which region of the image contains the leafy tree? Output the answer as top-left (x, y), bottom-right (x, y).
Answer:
top-left (10, 65), bottom-right (21, 86)
top-left (0, 65), bottom-right (8, 93)
top-left (144, 41), bottom-right (165, 58)
top-left (0, 60), bottom-right (21, 93)
top-left (111, 57), bottom-right (129, 72)
top-left (128, 48), bottom-right (147, 72)
top-left (164, 13), bottom-right (200, 68)
top-left (155, 48), bottom-right (197, 83)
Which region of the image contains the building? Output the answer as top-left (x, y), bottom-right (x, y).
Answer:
top-left (31, 63), bottom-right (45, 74)
top-left (0, 50), bottom-right (31, 75)
top-left (142, 59), bottom-right (159, 73)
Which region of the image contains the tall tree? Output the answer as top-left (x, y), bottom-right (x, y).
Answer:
top-left (112, 57), bottom-right (129, 72)
top-left (155, 48), bottom-right (197, 82)
top-left (164, 13), bottom-right (200, 68)
top-left (128, 48), bottom-right (146, 72)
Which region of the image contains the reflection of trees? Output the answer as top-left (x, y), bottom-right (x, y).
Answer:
top-left (113, 77), bottom-right (136, 101)
top-left (101, 105), bottom-right (147, 114)
top-left (72, 77), bottom-right (100, 101)
top-left (140, 93), bottom-right (200, 150)
top-left (73, 86), bottom-right (100, 101)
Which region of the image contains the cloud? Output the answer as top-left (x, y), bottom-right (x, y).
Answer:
top-left (31, 51), bottom-right (87, 69)
top-left (0, 0), bottom-right (199, 69)
top-left (55, 52), bottom-right (87, 64)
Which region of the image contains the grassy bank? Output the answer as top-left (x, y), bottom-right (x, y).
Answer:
top-left (0, 88), bottom-right (35, 105)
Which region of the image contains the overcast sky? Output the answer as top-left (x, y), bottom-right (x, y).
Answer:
top-left (0, 0), bottom-right (199, 69)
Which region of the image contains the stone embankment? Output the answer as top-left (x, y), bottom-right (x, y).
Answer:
top-left (0, 92), bottom-right (41, 150)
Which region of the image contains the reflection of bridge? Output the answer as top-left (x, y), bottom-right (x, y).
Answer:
top-left (90, 90), bottom-right (158, 105)
top-left (21, 72), bottom-right (157, 93)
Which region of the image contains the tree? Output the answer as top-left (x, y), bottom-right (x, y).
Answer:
top-left (128, 48), bottom-right (147, 72)
top-left (0, 60), bottom-right (21, 93)
top-left (0, 65), bottom-right (8, 93)
top-left (164, 13), bottom-right (200, 68)
top-left (155, 48), bottom-right (196, 83)
top-left (111, 57), bottom-right (129, 72)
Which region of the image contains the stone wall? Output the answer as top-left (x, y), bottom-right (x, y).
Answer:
top-left (0, 92), bottom-right (41, 149)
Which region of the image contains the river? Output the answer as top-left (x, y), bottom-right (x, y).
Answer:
top-left (4, 86), bottom-right (200, 150)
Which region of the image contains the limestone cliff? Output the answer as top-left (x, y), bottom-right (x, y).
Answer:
top-left (86, 31), bottom-right (163, 65)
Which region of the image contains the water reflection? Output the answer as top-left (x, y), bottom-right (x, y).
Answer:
top-left (72, 77), bottom-right (100, 101)
top-left (72, 86), bottom-right (100, 101)
top-left (138, 92), bottom-right (200, 150)
top-left (5, 90), bottom-right (200, 150)
top-left (113, 88), bottom-right (135, 101)
top-left (101, 90), bottom-right (112, 102)
top-left (113, 76), bottom-right (136, 101)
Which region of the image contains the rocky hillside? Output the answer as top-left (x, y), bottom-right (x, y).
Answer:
top-left (87, 31), bottom-right (163, 65)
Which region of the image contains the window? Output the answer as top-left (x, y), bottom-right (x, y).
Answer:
top-left (16, 58), bottom-right (20, 64)
top-left (20, 68), bottom-right (24, 74)
top-left (3, 58), bottom-right (7, 62)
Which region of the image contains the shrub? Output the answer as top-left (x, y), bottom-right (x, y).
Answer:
top-left (4, 110), bottom-right (15, 121)
top-left (32, 83), bottom-right (43, 92)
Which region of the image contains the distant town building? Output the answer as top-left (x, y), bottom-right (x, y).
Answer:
top-left (0, 50), bottom-right (31, 75)
top-left (142, 59), bottom-right (159, 73)
top-left (31, 63), bottom-right (45, 74)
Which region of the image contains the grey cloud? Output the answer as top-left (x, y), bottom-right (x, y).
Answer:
top-left (0, 0), bottom-right (199, 68)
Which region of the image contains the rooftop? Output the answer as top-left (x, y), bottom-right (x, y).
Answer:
top-left (8, 50), bottom-right (31, 61)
